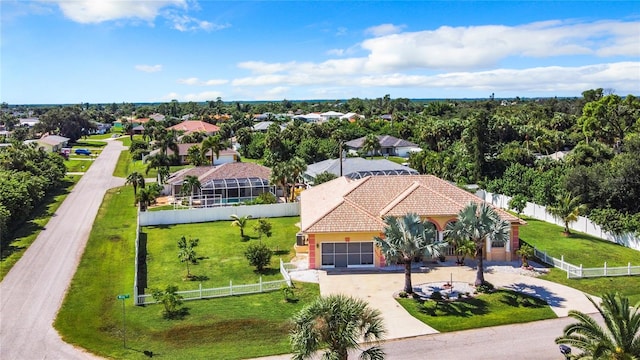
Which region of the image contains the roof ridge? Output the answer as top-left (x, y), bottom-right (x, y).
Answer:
top-left (378, 181), bottom-right (422, 217)
top-left (301, 198), bottom-right (347, 232)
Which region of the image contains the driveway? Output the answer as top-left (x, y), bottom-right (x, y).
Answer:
top-left (318, 264), bottom-right (598, 340)
top-left (0, 140), bottom-right (125, 359)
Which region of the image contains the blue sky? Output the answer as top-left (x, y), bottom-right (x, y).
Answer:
top-left (1, 1), bottom-right (639, 104)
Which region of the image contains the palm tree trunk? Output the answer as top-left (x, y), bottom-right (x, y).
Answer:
top-left (475, 245), bottom-right (485, 286)
top-left (404, 260), bottom-right (413, 293)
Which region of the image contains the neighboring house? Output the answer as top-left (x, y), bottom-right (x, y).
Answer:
top-left (35, 135), bottom-right (70, 153)
top-left (303, 157), bottom-right (418, 185)
top-left (148, 143), bottom-right (239, 165)
top-left (132, 125), bottom-right (145, 135)
top-left (293, 113), bottom-right (322, 123)
top-left (19, 118), bottom-right (39, 127)
top-left (299, 175), bottom-right (524, 269)
top-left (252, 121), bottom-right (275, 132)
top-left (149, 113), bottom-right (166, 122)
top-left (340, 112), bottom-right (364, 122)
top-left (91, 122), bottom-right (111, 135)
top-left (167, 162), bottom-right (274, 206)
top-left (536, 150), bottom-right (570, 161)
top-left (320, 111), bottom-right (343, 121)
top-left (345, 135), bottom-right (421, 158)
top-left (167, 120), bottom-right (220, 136)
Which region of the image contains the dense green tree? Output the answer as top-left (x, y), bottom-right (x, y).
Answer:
top-left (181, 175), bottom-right (201, 197)
top-left (290, 294), bottom-right (386, 360)
top-left (244, 242), bottom-right (273, 272)
top-left (151, 285), bottom-right (184, 319)
top-left (361, 134), bottom-right (381, 158)
top-left (314, 171), bottom-right (338, 185)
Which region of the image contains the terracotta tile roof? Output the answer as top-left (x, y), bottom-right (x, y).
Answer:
top-left (167, 120), bottom-right (220, 134)
top-left (301, 175), bottom-right (522, 233)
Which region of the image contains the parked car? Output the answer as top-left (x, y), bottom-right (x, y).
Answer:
top-left (75, 148), bottom-right (92, 156)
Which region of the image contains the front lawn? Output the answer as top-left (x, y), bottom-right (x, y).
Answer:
top-left (113, 149), bottom-right (191, 178)
top-left (397, 290), bottom-right (557, 332)
top-left (1, 176), bottom-right (80, 280)
top-left (143, 217), bottom-right (300, 289)
top-left (56, 187), bottom-right (319, 359)
top-left (64, 158), bottom-right (93, 173)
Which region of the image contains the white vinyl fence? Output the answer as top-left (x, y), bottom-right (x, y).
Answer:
top-left (533, 246), bottom-right (640, 279)
top-left (476, 191), bottom-right (640, 251)
top-left (136, 259), bottom-right (294, 305)
top-left (139, 202), bottom-right (299, 226)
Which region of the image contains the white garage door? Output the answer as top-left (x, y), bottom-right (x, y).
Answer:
top-left (321, 242), bottom-right (374, 268)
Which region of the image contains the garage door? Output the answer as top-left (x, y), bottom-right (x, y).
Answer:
top-left (321, 242), bottom-right (374, 268)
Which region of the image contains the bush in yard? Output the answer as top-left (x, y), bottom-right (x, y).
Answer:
top-left (151, 285), bottom-right (185, 319)
top-left (476, 281), bottom-right (495, 293)
top-left (244, 242), bottom-right (273, 272)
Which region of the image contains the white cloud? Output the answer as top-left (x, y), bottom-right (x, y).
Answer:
top-left (135, 64), bottom-right (163, 73)
top-left (327, 49), bottom-right (344, 56)
top-left (365, 23), bottom-right (405, 37)
top-left (177, 77), bottom-right (228, 86)
top-left (167, 13), bottom-right (230, 32)
top-left (45, 0), bottom-right (186, 24)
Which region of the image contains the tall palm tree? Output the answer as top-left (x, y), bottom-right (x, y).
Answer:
top-left (181, 175), bottom-right (201, 198)
top-left (374, 213), bottom-right (442, 294)
top-left (230, 214), bottom-right (252, 238)
top-left (270, 162), bottom-right (290, 203)
top-left (186, 145), bottom-right (206, 166)
top-left (125, 171), bottom-right (145, 200)
top-left (156, 129), bottom-right (179, 156)
top-left (555, 292), bottom-right (640, 359)
top-left (547, 193), bottom-right (586, 236)
top-left (201, 135), bottom-right (228, 165)
top-left (361, 134), bottom-right (381, 158)
top-left (136, 187), bottom-right (155, 211)
top-left (288, 157), bottom-right (307, 202)
top-left (145, 153), bottom-right (171, 183)
top-left (290, 294), bottom-right (386, 360)
top-left (444, 203), bottom-right (511, 286)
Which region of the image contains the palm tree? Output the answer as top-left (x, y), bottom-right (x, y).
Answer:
top-left (177, 236), bottom-right (199, 278)
top-left (155, 129), bottom-right (179, 156)
top-left (230, 214), bottom-right (252, 239)
top-left (444, 203), bottom-right (511, 286)
top-left (288, 157), bottom-right (307, 202)
top-left (186, 145), bottom-right (205, 166)
top-left (290, 294), bottom-right (386, 360)
top-left (361, 134), bottom-right (381, 158)
top-left (145, 153), bottom-right (171, 184)
top-left (516, 243), bottom-right (535, 268)
top-left (181, 175), bottom-right (201, 197)
top-left (201, 135), bottom-right (228, 165)
top-left (136, 187), bottom-right (155, 211)
top-left (555, 292), bottom-right (640, 359)
top-left (374, 213), bottom-right (442, 294)
top-left (270, 162), bottom-right (290, 203)
top-left (547, 193), bottom-right (586, 236)
top-left (125, 171), bottom-right (145, 200)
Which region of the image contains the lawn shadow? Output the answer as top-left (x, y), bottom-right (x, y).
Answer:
top-left (255, 268), bottom-right (280, 276)
top-left (126, 347), bottom-right (159, 358)
top-left (189, 275), bottom-right (209, 281)
top-left (273, 249), bottom-right (290, 256)
top-left (419, 297), bottom-right (488, 318)
top-left (503, 282), bottom-right (565, 307)
top-left (137, 232), bottom-right (148, 295)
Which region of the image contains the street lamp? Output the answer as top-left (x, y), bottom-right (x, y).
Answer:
top-left (117, 294), bottom-right (130, 348)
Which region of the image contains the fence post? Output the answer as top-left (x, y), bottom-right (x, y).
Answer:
top-left (580, 264), bottom-right (583, 278)
top-left (259, 276), bottom-right (263, 292)
top-left (629, 262), bottom-right (632, 276)
top-left (604, 262), bottom-right (607, 276)
top-left (230, 280), bottom-right (233, 295)
top-left (561, 255), bottom-right (564, 270)
top-left (199, 283), bottom-right (202, 299)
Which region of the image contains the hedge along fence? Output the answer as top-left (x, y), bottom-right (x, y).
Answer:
top-left (139, 202), bottom-right (300, 226)
top-left (476, 190), bottom-right (640, 251)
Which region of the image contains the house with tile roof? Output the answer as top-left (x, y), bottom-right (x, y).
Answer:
top-left (167, 162), bottom-right (274, 206)
top-left (148, 143), bottom-right (239, 165)
top-left (299, 175), bottom-right (525, 269)
top-left (345, 135), bottom-right (421, 158)
top-left (167, 120), bottom-right (220, 136)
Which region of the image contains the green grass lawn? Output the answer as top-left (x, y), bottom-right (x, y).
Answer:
top-left (370, 155), bottom-right (407, 164)
top-left (519, 217), bottom-right (640, 304)
top-left (56, 188), bottom-right (320, 359)
top-left (113, 147), bottom-right (191, 178)
top-left (0, 176), bottom-right (80, 280)
top-left (143, 217), bottom-right (300, 289)
top-left (64, 158), bottom-right (93, 172)
top-left (397, 290), bottom-right (557, 332)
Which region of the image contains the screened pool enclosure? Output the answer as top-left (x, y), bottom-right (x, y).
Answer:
top-left (174, 177), bottom-right (275, 208)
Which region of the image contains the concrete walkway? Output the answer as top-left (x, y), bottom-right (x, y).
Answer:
top-left (0, 140), bottom-right (125, 359)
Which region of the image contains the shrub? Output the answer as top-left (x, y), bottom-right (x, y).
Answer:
top-left (476, 281), bottom-right (495, 293)
top-left (151, 285), bottom-right (184, 319)
top-left (244, 242), bottom-right (273, 272)
top-left (398, 291), bottom-right (408, 298)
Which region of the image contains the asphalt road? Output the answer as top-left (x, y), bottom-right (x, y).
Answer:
top-left (0, 140), bottom-right (125, 360)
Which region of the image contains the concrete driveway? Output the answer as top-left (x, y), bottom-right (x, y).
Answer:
top-left (0, 140), bottom-right (125, 359)
top-left (318, 264), bottom-right (598, 340)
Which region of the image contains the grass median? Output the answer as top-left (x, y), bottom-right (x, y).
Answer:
top-left (55, 187), bottom-right (320, 359)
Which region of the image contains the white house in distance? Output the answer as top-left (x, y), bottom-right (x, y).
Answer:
top-left (35, 135), bottom-right (70, 153)
top-left (345, 135), bottom-right (421, 158)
